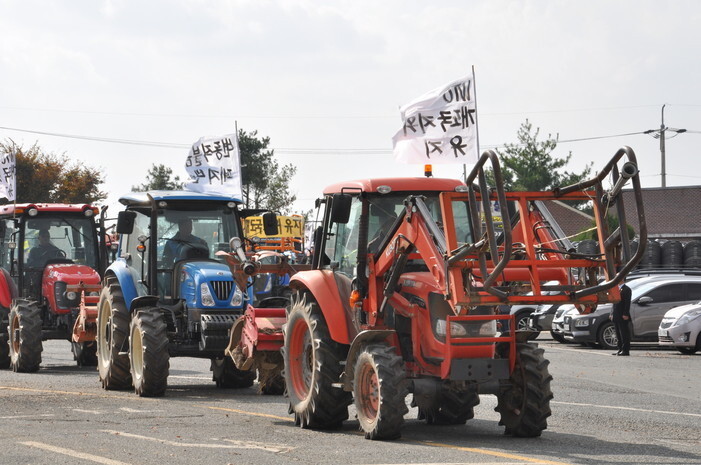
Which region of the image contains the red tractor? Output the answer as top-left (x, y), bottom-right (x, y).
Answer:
top-left (282, 147), bottom-right (646, 439)
top-left (0, 203), bottom-right (107, 372)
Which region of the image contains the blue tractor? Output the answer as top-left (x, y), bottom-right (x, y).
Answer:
top-left (96, 191), bottom-right (272, 396)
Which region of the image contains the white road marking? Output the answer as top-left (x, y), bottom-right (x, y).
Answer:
top-left (20, 441), bottom-right (132, 465)
top-left (0, 414), bottom-right (54, 419)
top-left (101, 430), bottom-right (292, 453)
top-left (168, 375), bottom-right (211, 380)
top-left (119, 407), bottom-right (157, 413)
top-left (552, 400), bottom-right (701, 418)
top-left (74, 409), bottom-right (103, 415)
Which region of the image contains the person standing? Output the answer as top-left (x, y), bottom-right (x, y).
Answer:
top-left (610, 281), bottom-right (632, 356)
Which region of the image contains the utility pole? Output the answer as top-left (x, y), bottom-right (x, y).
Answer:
top-left (644, 104), bottom-right (686, 188)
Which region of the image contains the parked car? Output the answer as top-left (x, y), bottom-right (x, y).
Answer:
top-left (659, 301), bottom-right (701, 354)
top-left (564, 275), bottom-right (701, 350)
top-left (508, 281), bottom-right (562, 339)
top-left (529, 303), bottom-right (562, 340)
top-left (551, 305), bottom-right (578, 343)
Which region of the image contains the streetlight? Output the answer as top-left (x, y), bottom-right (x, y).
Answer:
top-left (644, 104), bottom-right (686, 188)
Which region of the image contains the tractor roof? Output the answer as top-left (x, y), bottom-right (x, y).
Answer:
top-left (322, 177), bottom-right (464, 195)
top-left (0, 203), bottom-right (98, 218)
top-left (120, 190), bottom-right (242, 207)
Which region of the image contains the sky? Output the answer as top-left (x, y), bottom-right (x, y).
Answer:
top-left (1, 0), bottom-right (700, 218)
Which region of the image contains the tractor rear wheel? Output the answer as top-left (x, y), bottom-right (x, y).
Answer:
top-left (211, 357), bottom-right (255, 389)
top-left (8, 299), bottom-right (43, 372)
top-left (283, 291), bottom-right (351, 429)
top-left (353, 343), bottom-right (408, 440)
top-left (417, 382), bottom-right (480, 425)
top-left (0, 305), bottom-right (10, 369)
top-left (72, 341), bottom-right (97, 367)
top-left (97, 277), bottom-right (132, 390)
top-left (495, 342), bottom-right (553, 437)
top-left (129, 308), bottom-right (169, 397)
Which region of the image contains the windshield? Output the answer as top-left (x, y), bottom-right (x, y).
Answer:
top-left (157, 204), bottom-right (240, 265)
top-left (23, 215), bottom-right (99, 270)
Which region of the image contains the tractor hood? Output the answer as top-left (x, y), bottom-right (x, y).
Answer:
top-left (43, 263), bottom-right (101, 285)
top-left (178, 260), bottom-right (244, 310)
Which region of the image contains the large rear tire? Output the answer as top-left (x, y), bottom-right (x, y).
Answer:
top-left (495, 342), bottom-right (553, 437)
top-left (353, 343), bottom-right (408, 440)
top-left (72, 341), bottom-right (97, 367)
top-left (97, 277), bottom-right (132, 390)
top-left (130, 308), bottom-right (169, 397)
top-left (211, 357), bottom-right (255, 389)
top-left (8, 299), bottom-right (43, 373)
top-left (416, 382), bottom-right (480, 425)
top-left (283, 291), bottom-right (351, 429)
top-left (0, 305), bottom-right (10, 369)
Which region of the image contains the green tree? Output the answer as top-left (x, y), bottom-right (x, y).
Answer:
top-left (1, 140), bottom-right (106, 203)
top-left (132, 164), bottom-right (183, 191)
top-left (490, 120), bottom-right (592, 192)
top-left (239, 129), bottom-right (297, 213)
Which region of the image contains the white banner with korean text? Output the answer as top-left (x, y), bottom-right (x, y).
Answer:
top-left (392, 73), bottom-right (478, 165)
top-left (185, 134), bottom-right (242, 199)
top-left (0, 149), bottom-right (16, 202)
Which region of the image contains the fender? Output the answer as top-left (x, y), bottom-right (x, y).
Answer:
top-left (0, 268), bottom-right (18, 308)
top-left (339, 329), bottom-right (397, 391)
top-left (290, 270), bottom-right (355, 344)
top-left (105, 259), bottom-right (143, 309)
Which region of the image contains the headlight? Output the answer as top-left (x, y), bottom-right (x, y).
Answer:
top-left (435, 319), bottom-right (467, 337)
top-left (89, 291), bottom-right (99, 297)
top-left (231, 286), bottom-right (243, 307)
top-left (66, 291), bottom-right (78, 301)
top-left (200, 283), bottom-right (215, 307)
top-left (676, 310), bottom-right (701, 326)
top-left (574, 318), bottom-right (591, 328)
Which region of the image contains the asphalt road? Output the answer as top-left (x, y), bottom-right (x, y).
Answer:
top-left (0, 337), bottom-right (699, 465)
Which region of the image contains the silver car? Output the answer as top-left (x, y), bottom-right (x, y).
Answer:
top-left (659, 301), bottom-right (701, 354)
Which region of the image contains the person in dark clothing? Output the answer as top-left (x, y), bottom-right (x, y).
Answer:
top-left (27, 229), bottom-right (63, 268)
top-left (162, 219), bottom-right (208, 265)
top-left (610, 281), bottom-right (632, 356)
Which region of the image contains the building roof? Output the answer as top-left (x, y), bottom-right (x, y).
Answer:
top-left (622, 185), bottom-right (701, 240)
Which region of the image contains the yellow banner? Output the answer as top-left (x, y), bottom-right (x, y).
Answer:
top-left (244, 215), bottom-right (304, 238)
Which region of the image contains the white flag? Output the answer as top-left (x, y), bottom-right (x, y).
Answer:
top-left (0, 149), bottom-right (16, 202)
top-left (392, 73), bottom-right (478, 165)
top-left (185, 134), bottom-right (242, 200)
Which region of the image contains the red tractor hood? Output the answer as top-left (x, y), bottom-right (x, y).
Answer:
top-left (43, 263), bottom-right (101, 284)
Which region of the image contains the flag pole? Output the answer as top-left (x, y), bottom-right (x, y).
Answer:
top-left (464, 64), bottom-right (480, 183)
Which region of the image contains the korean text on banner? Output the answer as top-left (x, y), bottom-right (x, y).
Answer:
top-left (185, 134), bottom-right (242, 200)
top-left (392, 74), bottom-right (478, 165)
top-left (0, 150), bottom-right (16, 202)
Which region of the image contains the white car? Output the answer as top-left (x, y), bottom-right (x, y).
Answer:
top-left (550, 305), bottom-right (578, 343)
top-left (658, 301), bottom-right (701, 354)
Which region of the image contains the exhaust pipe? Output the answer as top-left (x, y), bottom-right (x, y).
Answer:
top-left (604, 161), bottom-right (638, 206)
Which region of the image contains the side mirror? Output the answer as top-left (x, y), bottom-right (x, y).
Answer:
top-left (116, 211), bottom-right (137, 234)
top-left (262, 212), bottom-right (279, 236)
top-left (637, 296), bottom-right (653, 306)
top-left (330, 193), bottom-right (352, 224)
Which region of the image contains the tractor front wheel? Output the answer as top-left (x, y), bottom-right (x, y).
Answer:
top-left (0, 305), bottom-right (10, 369)
top-left (283, 291), bottom-right (351, 429)
top-left (129, 308), bottom-right (169, 397)
top-left (97, 277), bottom-right (132, 390)
top-left (495, 342), bottom-right (553, 437)
top-left (211, 357), bottom-right (255, 389)
top-left (353, 343), bottom-right (408, 440)
top-left (72, 341), bottom-right (97, 367)
top-left (416, 382), bottom-right (480, 425)
top-left (8, 299), bottom-right (43, 373)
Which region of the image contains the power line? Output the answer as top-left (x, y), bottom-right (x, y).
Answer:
top-left (0, 124), bottom-right (696, 154)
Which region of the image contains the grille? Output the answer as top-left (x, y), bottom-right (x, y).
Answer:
top-left (210, 281), bottom-right (233, 301)
top-left (658, 335), bottom-right (674, 343)
top-left (659, 321), bottom-right (673, 330)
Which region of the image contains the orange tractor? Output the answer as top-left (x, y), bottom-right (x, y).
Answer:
top-left (281, 147), bottom-right (646, 439)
